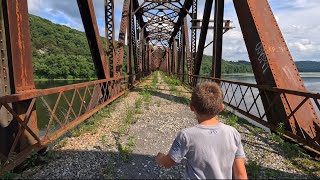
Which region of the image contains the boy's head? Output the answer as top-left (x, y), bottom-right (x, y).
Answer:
top-left (190, 82), bottom-right (224, 116)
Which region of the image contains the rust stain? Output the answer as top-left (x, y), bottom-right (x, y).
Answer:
top-left (15, 0), bottom-right (26, 90)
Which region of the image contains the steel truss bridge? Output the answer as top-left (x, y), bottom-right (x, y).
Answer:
top-left (0, 0), bottom-right (319, 173)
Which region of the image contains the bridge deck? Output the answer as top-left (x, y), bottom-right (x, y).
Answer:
top-left (15, 72), bottom-right (319, 179)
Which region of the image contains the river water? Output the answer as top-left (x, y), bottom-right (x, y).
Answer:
top-left (222, 72), bottom-right (320, 93)
top-left (221, 72), bottom-right (320, 131)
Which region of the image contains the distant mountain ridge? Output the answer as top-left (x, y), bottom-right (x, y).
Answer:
top-left (295, 61), bottom-right (320, 72)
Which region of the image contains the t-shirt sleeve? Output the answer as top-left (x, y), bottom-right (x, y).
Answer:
top-left (234, 130), bottom-right (246, 159)
top-left (168, 131), bottom-right (189, 163)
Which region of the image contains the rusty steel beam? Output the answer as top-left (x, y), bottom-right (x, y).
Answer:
top-left (105, 0), bottom-right (115, 78)
top-left (77, 0), bottom-right (109, 80)
top-left (172, 39), bottom-right (177, 74)
top-left (128, 0), bottom-right (133, 84)
top-left (233, 0), bottom-right (320, 139)
top-left (133, 0), bottom-right (148, 38)
top-left (1, 0), bottom-right (39, 157)
top-left (194, 0), bottom-right (214, 76)
top-left (115, 0), bottom-right (131, 77)
top-left (0, 0), bottom-right (12, 157)
top-left (181, 22), bottom-right (186, 82)
top-left (212, 0), bottom-right (224, 79)
top-left (190, 0), bottom-right (197, 85)
top-left (139, 27), bottom-right (144, 78)
top-left (169, 0), bottom-right (193, 44)
top-left (183, 17), bottom-right (192, 84)
top-left (0, 0), bottom-right (11, 128)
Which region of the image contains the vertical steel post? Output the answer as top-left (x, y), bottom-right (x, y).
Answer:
top-left (115, 0), bottom-right (131, 77)
top-left (194, 0), bottom-right (214, 76)
top-left (182, 21), bottom-right (186, 83)
top-left (105, 0), bottom-right (115, 78)
top-left (212, 0), bottom-right (224, 79)
top-left (139, 29), bottom-right (144, 78)
top-left (0, 0), bottom-right (12, 158)
top-left (2, 0), bottom-right (39, 155)
top-left (132, 15), bottom-right (138, 77)
top-left (183, 17), bottom-right (192, 85)
top-left (127, 0), bottom-right (133, 84)
top-left (173, 39), bottom-right (178, 75)
top-left (191, 0), bottom-right (197, 76)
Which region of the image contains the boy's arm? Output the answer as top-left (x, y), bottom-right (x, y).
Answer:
top-left (232, 158), bottom-right (248, 179)
top-left (155, 152), bottom-right (176, 168)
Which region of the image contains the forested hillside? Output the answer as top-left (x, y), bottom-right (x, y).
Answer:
top-left (30, 15), bottom-right (96, 79)
top-left (200, 55), bottom-right (252, 76)
top-left (29, 15), bottom-right (317, 79)
top-left (295, 61), bottom-right (320, 72)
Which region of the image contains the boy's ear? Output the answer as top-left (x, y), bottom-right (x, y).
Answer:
top-left (190, 104), bottom-right (195, 112)
top-left (220, 103), bottom-right (225, 112)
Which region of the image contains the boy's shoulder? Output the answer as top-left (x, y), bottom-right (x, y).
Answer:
top-left (181, 123), bottom-right (239, 135)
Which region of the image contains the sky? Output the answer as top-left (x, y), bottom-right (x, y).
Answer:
top-left (27, 0), bottom-right (320, 62)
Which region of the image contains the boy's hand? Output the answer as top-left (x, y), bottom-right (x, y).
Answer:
top-left (155, 152), bottom-right (166, 165)
top-left (155, 152), bottom-right (176, 168)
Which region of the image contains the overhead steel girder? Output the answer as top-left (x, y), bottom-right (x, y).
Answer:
top-left (169, 0), bottom-right (193, 44)
top-left (233, 0), bottom-right (320, 140)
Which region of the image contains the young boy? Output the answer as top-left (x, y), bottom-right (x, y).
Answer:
top-left (155, 82), bottom-right (247, 179)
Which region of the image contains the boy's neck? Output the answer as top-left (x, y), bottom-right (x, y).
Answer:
top-left (197, 114), bottom-right (219, 126)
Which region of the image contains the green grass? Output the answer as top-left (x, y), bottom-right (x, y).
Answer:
top-left (139, 90), bottom-right (151, 103)
top-left (103, 158), bottom-right (116, 179)
top-left (0, 171), bottom-right (17, 180)
top-left (246, 160), bottom-right (261, 179)
top-left (219, 112), bottom-right (241, 129)
top-left (70, 92), bottom-right (128, 137)
top-left (56, 139), bottom-right (68, 149)
top-left (101, 134), bottom-right (108, 145)
top-left (152, 71), bottom-right (158, 89)
top-left (117, 136), bottom-right (136, 162)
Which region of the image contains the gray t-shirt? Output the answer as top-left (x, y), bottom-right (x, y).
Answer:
top-left (168, 123), bottom-right (245, 179)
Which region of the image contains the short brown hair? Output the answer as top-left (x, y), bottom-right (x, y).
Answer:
top-left (191, 82), bottom-right (223, 116)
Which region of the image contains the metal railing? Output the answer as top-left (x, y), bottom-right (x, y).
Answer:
top-left (176, 74), bottom-right (320, 154)
top-left (0, 74), bottom-right (144, 173)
